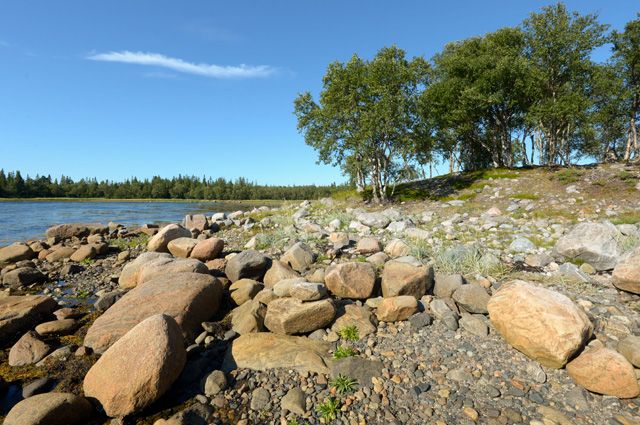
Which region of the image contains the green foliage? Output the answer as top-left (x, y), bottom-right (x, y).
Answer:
top-left (337, 325), bottom-right (360, 342)
top-left (79, 258), bottom-right (94, 265)
top-left (554, 169), bottom-right (580, 184)
top-left (329, 375), bottom-right (358, 395)
top-left (611, 211), bottom-right (640, 225)
top-left (109, 234), bottom-right (150, 251)
top-left (316, 397), bottom-right (341, 422)
top-left (332, 345), bottom-right (358, 359)
top-left (511, 193), bottom-right (540, 200)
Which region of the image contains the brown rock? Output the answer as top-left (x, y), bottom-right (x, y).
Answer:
top-left (617, 335), bottom-right (640, 367)
top-left (119, 252), bottom-right (209, 289)
top-left (384, 239), bottom-right (411, 257)
top-left (452, 284), bottom-right (490, 314)
top-left (331, 304), bottom-right (377, 336)
top-left (487, 280), bottom-right (592, 368)
top-left (35, 319), bottom-right (78, 336)
top-left (45, 246), bottom-right (76, 262)
top-left (84, 272), bottom-right (222, 353)
top-left (231, 299), bottom-right (267, 334)
top-left (0, 243), bottom-right (35, 266)
top-left (190, 238), bottom-right (224, 262)
top-left (2, 267), bottom-right (46, 288)
top-left (0, 295), bottom-right (58, 347)
top-left (613, 250), bottom-right (640, 294)
top-left (324, 262), bottom-right (376, 299)
top-left (9, 331), bottom-right (51, 366)
top-left (45, 223), bottom-right (107, 240)
top-left (167, 237), bottom-right (199, 258)
top-left (566, 347), bottom-right (640, 398)
top-left (356, 237), bottom-right (381, 254)
top-left (264, 297), bottom-right (335, 335)
top-left (4, 392), bottom-right (92, 425)
top-left (69, 244), bottom-right (99, 262)
top-left (281, 242), bottom-right (315, 272)
top-left (381, 260), bottom-right (432, 298)
top-left (184, 214), bottom-right (209, 231)
top-left (376, 296), bottom-right (418, 322)
top-left (263, 260), bottom-right (299, 288)
top-left (147, 224), bottom-right (192, 253)
top-left (84, 314), bottom-right (187, 417)
top-left (229, 279), bottom-right (263, 305)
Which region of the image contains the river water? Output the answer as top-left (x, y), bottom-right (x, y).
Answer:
top-left (0, 200), bottom-right (271, 246)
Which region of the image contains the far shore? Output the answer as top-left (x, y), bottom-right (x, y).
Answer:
top-left (0, 197), bottom-right (286, 204)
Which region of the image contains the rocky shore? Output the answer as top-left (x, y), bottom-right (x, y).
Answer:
top-left (1, 164), bottom-right (640, 425)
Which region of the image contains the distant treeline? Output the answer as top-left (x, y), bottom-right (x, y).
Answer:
top-left (0, 170), bottom-right (347, 200)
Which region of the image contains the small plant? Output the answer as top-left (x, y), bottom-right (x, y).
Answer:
top-left (511, 193), bottom-right (540, 200)
top-left (80, 257), bottom-right (94, 265)
top-left (332, 345), bottom-right (358, 359)
top-left (109, 234), bottom-right (150, 251)
top-left (316, 397), bottom-right (341, 422)
top-left (329, 374), bottom-right (358, 395)
top-left (76, 289), bottom-right (91, 299)
top-left (337, 325), bottom-right (359, 342)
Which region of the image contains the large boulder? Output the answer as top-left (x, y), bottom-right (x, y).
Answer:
top-left (324, 262), bottom-right (376, 299)
top-left (84, 314), bottom-right (187, 417)
top-left (184, 214), bottom-right (209, 231)
top-left (223, 332), bottom-right (331, 374)
top-left (612, 249), bottom-right (640, 294)
top-left (0, 295), bottom-right (58, 347)
top-left (566, 347), bottom-right (640, 399)
top-left (44, 246), bottom-right (76, 263)
top-left (553, 221), bottom-right (621, 271)
top-left (45, 223), bottom-right (107, 240)
top-left (264, 298), bottom-right (335, 335)
top-left (0, 243), bottom-right (35, 266)
top-left (167, 237), bottom-right (199, 258)
top-left (281, 242), bottom-right (315, 272)
top-left (225, 250), bottom-right (270, 283)
top-left (190, 238), bottom-right (224, 262)
top-left (381, 260), bottom-right (432, 298)
top-left (263, 260), bottom-right (300, 288)
top-left (376, 296), bottom-right (418, 322)
top-left (118, 252), bottom-right (209, 289)
top-left (487, 280), bottom-right (592, 368)
top-left (4, 392), bottom-right (93, 425)
top-left (2, 267), bottom-right (46, 288)
top-left (147, 224), bottom-right (192, 253)
top-left (8, 331), bottom-right (51, 366)
top-left (84, 272), bottom-right (222, 353)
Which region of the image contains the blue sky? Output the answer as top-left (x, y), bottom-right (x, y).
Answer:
top-left (0, 1), bottom-right (636, 185)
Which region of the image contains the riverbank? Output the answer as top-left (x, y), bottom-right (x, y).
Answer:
top-left (0, 198), bottom-right (287, 204)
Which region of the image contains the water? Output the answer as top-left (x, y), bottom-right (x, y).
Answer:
top-left (0, 200), bottom-right (273, 246)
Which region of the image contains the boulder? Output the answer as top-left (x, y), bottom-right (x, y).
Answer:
top-left (190, 238), bottom-right (224, 262)
top-left (554, 221), bottom-right (620, 271)
top-left (263, 260), bottom-right (300, 288)
top-left (2, 267), bottom-right (46, 288)
top-left (203, 370), bottom-right (227, 397)
top-left (0, 295), bottom-right (58, 347)
top-left (229, 279), bottom-right (263, 305)
top-left (35, 319), bottom-right (78, 336)
top-left (356, 212), bottom-right (390, 229)
top-left (167, 237), bottom-right (199, 258)
top-left (69, 244), bottom-right (102, 262)
top-left (331, 304), bottom-right (377, 337)
top-left (264, 298), bottom-right (335, 335)
top-left (376, 296), bottom-right (418, 322)
top-left (356, 237), bottom-right (381, 254)
top-left (281, 242), bottom-right (315, 272)
top-left (84, 272), bottom-right (222, 353)
top-left (45, 246), bottom-right (76, 262)
top-left (184, 214), bottom-right (209, 231)
top-left (147, 224), bottom-right (192, 253)
top-left (613, 250), bottom-right (640, 294)
top-left (452, 284), bottom-right (490, 314)
top-left (231, 299), bottom-right (267, 334)
top-left (487, 280), bottom-right (592, 368)
top-left (566, 347), bottom-right (639, 399)
top-left (4, 392), bottom-right (92, 425)
top-left (289, 281), bottom-right (327, 301)
top-left (45, 223), bottom-right (106, 240)
top-left (225, 250), bottom-right (270, 283)
top-left (84, 314), bottom-right (187, 417)
top-left (384, 239), bottom-right (411, 257)
top-left (8, 331), bottom-right (51, 366)
top-left (0, 243), bottom-right (35, 266)
top-left (324, 262), bottom-right (376, 299)
top-left (381, 260), bottom-right (432, 298)
top-left (118, 252), bottom-right (209, 289)
top-left (617, 335), bottom-right (640, 367)
top-left (433, 273), bottom-right (464, 298)
top-left (222, 332), bottom-right (332, 374)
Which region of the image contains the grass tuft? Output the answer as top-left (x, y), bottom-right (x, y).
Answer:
top-left (316, 397), bottom-right (341, 422)
top-left (337, 325), bottom-right (360, 342)
top-left (329, 374), bottom-right (358, 395)
top-left (333, 345), bottom-right (358, 359)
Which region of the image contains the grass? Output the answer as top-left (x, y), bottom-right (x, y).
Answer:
top-left (337, 325), bottom-right (360, 342)
top-left (333, 345), bottom-right (358, 359)
top-left (611, 211), bottom-right (640, 225)
top-left (618, 234), bottom-right (640, 254)
top-left (511, 193), bottom-right (540, 200)
top-left (528, 235), bottom-right (555, 249)
top-left (554, 168), bottom-right (580, 184)
top-left (79, 258), bottom-right (94, 265)
top-left (439, 191), bottom-right (477, 202)
top-left (432, 245), bottom-right (511, 279)
top-left (619, 170), bottom-right (637, 187)
top-left (329, 374), bottom-right (358, 395)
top-left (316, 397), bottom-right (341, 422)
top-left (408, 238), bottom-right (431, 261)
top-left (109, 233), bottom-right (150, 251)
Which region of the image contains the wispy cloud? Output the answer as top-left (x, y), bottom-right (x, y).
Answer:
top-left (86, 50), bottom-right (277, 79)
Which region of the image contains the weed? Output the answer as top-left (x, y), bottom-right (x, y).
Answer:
top-left (333, 345), bottom-right (358, 359)
top-left (511, 193), bottom-right (540, 200)
top-left (611, 211), bottom-right (640, 225)
top-left (329, 374), bottom-right (358, 395)
top-left (79, 258), bottom-right (94, 265)
top-left (591, 178), bottom-right (608, 187)
top-left (408, 238), bottom-right (431, 261)
top-left (76, 289), bottom-right (90, 299)
top-left (316, 397), bottom-right (341, 422)
top-left (528, 235), bottom-right (554, 249)
top-left (619, 170), bottom-right (637, 187)
top-left (554, 169), bottom-right (580, 184)
top-left (337, 325), bottom-right (359, 342)
top-left (109, 234), bottom-right (150, 251)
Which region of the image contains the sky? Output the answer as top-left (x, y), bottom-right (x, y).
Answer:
top-left (0, 1), bottom-right (637, 186)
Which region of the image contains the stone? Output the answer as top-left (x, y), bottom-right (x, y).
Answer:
top-left (487, 280), bottom-right (592, 368)
top-left (566, 347), bottom-right (640, 398)
top-left (329, 357), bottom-right (383, 389)
top-left (263, 260), bottom-right (300, 288)
top-left (376, 296), bottom-right (418, 322)
top-left (84, 272), bottom-right (222, 353)
top-left (509, 237), bottom-right (536, 253)
top-left (2, 267), bottom-right (46, 288)
top-left (203, 370), bottom-right (227, 396)
top-left (184, 214), bottom-right (209, 231)
top-left (459, 313), bottom-right (489, 337)
top-left (281, 387), bottom-right (305, 415)
top-left (366, 251), bottom-right (388, 267)
top-left (381, 260), bottom-right (432, 299)
top-left (264, 298), bottom-right (335, 334)
top-left (229, 279), bottom-right (263, 305)
top-left (324, 262), bottom-right (376, 299)
top-left (118, 252), bottom-right (209, 289)
top-left (356, 237), bottom-right (381, 254)
top-left (0, 295), bottom-right (58, 347)
top-left (167, 237), bottom-right (198, 258)
top-left (356, 212), bottom-right (390, 229)
top-left (289, 281), bottom-right (327, 301)
top-left (409, 312), bottom-right (432, 329)
top-left (190, 238), bottom-right (224, 262)
top-left (94, 290), bottom-right (124, 312)
top-left (452, 284), bottom-right (490, 314)
top-left (45, 246), bottom-right (76, 262)
top-left (22, 377), bottom-right (55, 398)
top-left (617, 335), bottom-right (640, 367)
top-left (433, 273), bottom-right (464, 298)
top-left (384, 239), bottom-right (411, 257)
top-left (554, 221), bottom-right (621, 271)
top-left (59, 263), bottom-right (84, 276)
top-left (45, 223), bottom-right (106, 240)
top-left (4, 392), bottom-right (92, 425)
top-left (613, 250), bottom-right (640, 294)
top-left (222, 332), bottom-right (332, 374)
top-left (331, 304), bottom-right (377, 337)
top-left (225, 250), bottom-right (270, 283)
top-left (558, 263), bottom-right (590, 283)
top-left (525, 253), bottom-right (553, 268)
top-left (0, 243), bottom-right (35, 266)
top-left (84, 314), bottom-right (187, 417)
top-left (35, 319), bottom-right (77, 336)
top-left (69, 244), bottom-right (100, 262)
top-left (430, 299), bottom-right (459, 330)
top-left (8, 331), bottom-right (50, 366)
top-left (147, 224), bottom-right (192, 253)
top-left (231, 300), bottom-right (266, 335)
top-left (281, 242), bottom-right (315, 272)
top-left (250, 388), bottom-right (270, 411)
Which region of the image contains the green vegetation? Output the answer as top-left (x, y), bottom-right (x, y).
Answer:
top-left (79, 258), bottom-right (94, 265)
top-left (109, 234), bottom-right (150, 251)
top-left (511, 193), bottom-right (540, 200)
top-left (337, 325), bottom-right (360, 342)
top-left (554, 169), bottom-right (581, 184)
top-left (316, 397), bottom-right (341, 422)
top-left (612, 211), bottom-right (640, 225)
top-left (618, 171), bottom-right (637, 187)
top-left (332, 345), bottom-right (358, 359)
top-left (329, 375), bottom-right (358, 395)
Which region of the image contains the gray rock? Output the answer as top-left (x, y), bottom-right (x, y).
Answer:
top-left (281, 387), bottom-right (306, 415)
top-left (329, 357), bottom-right (383, 388)
top-left (452, 284), bottom-right (490, 314)
top-left (250, 387), bottom-right (271, 411)
top-left (459, 314), bottom-right (488, 337)
top-left (356, 212), bottom-right (391, 229)
top-left (554, 221), bottom-right (621, 271)
top-left (2, 267), bottom-right (46, 288)
top-left (409, 312), bottom-right (432, 329)
top-left (433, 274), bottom-right (464, 298)
top-left (558, 263), bottom-right (590, 283)
top-left (203, 370), bottom-right (227, 396)
top-left (225, 250), bottom-right (270, 283)
top-left (509, 237), bottom-right (536, 253)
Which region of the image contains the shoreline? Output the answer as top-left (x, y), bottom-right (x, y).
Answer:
top-left (0, 197), bottom-right (286, 204)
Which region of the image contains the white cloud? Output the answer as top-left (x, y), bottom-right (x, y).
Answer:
top-left (87, 50), bottom-right (277, 78)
